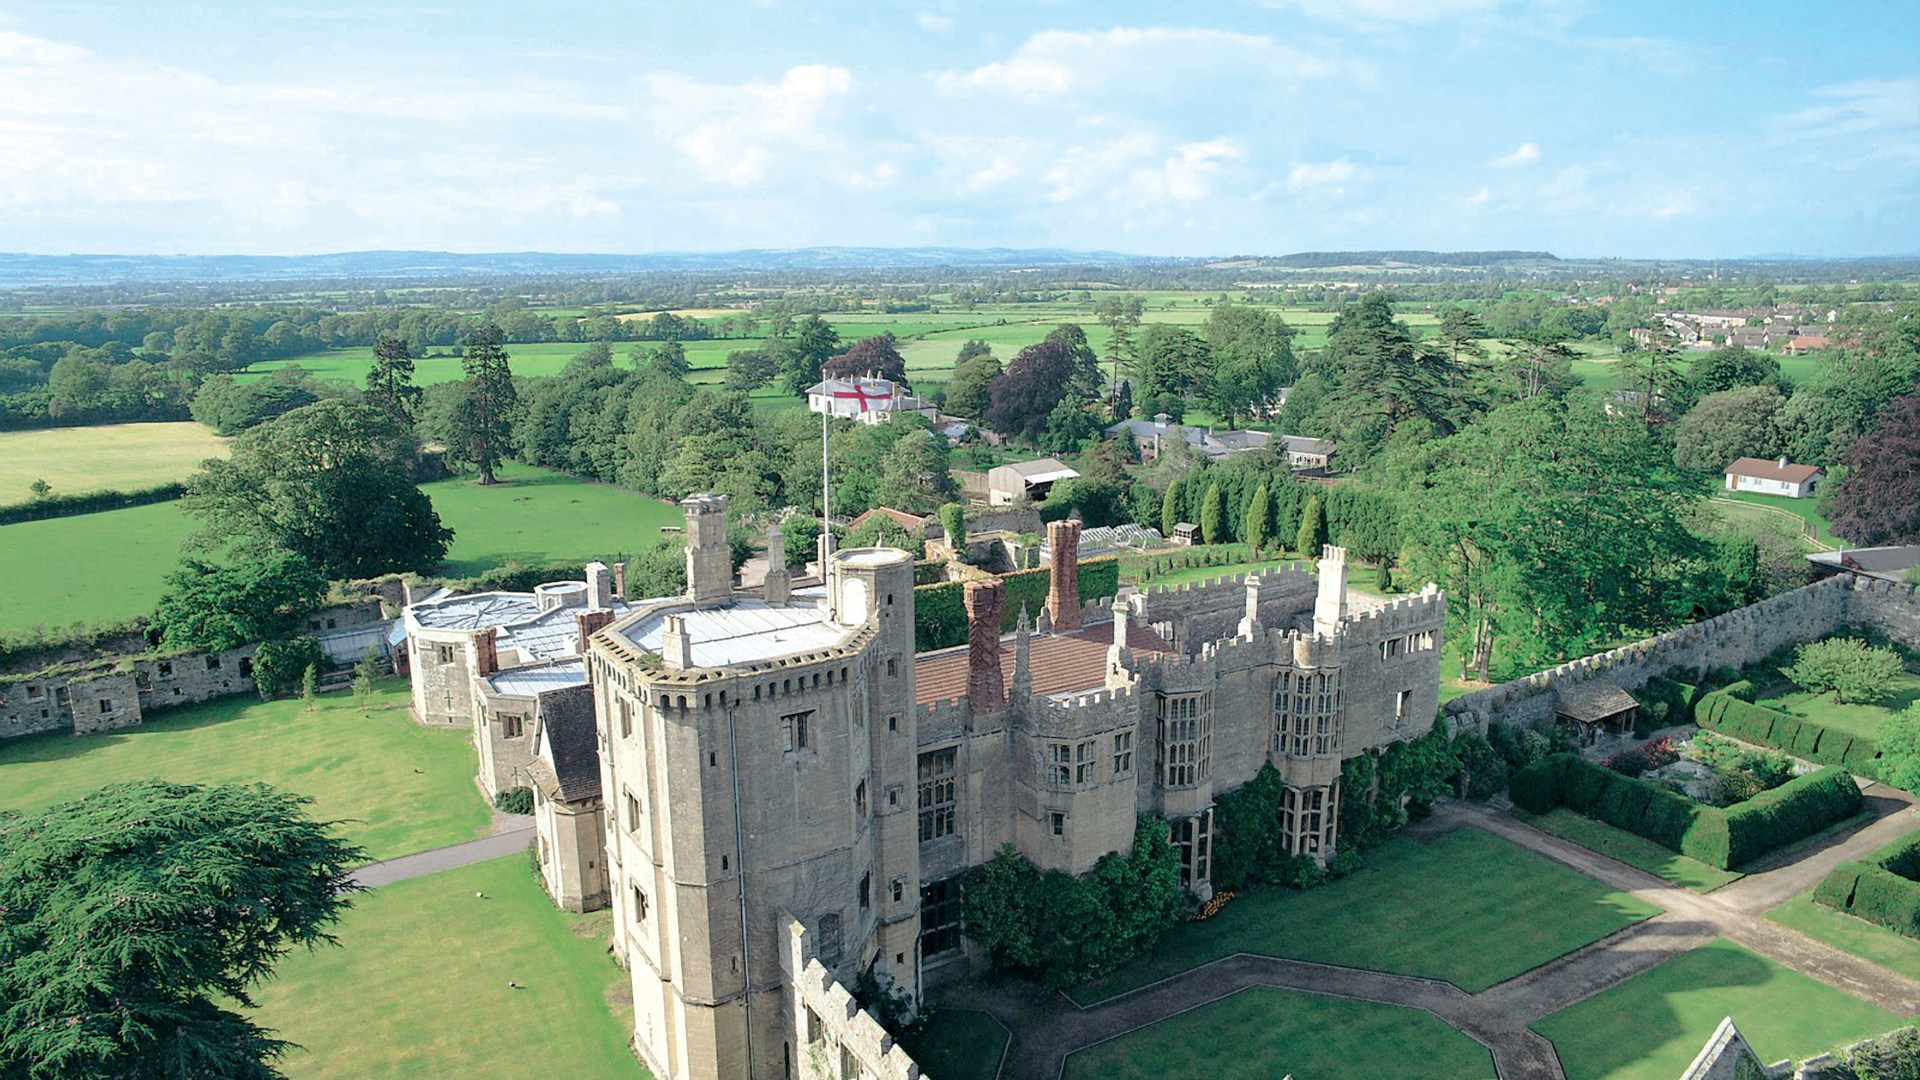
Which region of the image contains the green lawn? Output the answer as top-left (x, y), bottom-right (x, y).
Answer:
top-left (1759, 671), bottom-right (1920, 741)
top-left (250, 856), bottom-right (645, 1079)
top-left (1061, 987), bottom-right (1495, 1080)
top-left (900, 1009), bottom-right (1008, 1080)
top-left (421, 462), bottom-right (682, 576)
top-left (1071, 826), bottom-right (1660, 1003)
top-left (0, 421), bottom-right (227, 502)
top-left (1521, 808), bottom-right (1743, 892)
top-left (0, 498), bottom-right (197, 631)
top-left (1768, 889), bottom-right (1920, 982)
top-left (1534, 939), bottom-right (1901, 1080)
top-left (0, 679), bottom-right (486, 863)
top-left (1721, 490), bottom-right (1839, 547)
top-left (0, 462), bottom-right (681, 631)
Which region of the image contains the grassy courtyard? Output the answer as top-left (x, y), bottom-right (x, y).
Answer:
top-left (1070, 826), bottom-right (1660, 1004)
top-left (0, 679), bottom-right (486, 863)
top-left (0, 421), bottom-right (227, 502)
top-left (1520, 809), bottom-right (1743, 892)
top-left (1768, 890), bottom-right (1920, 983)
top-left (1758, 667), bottom-right (1920, 741)
top-left (250, 855), bottom-right (644, 1079)
top-left (1061, 987), bottom-right (1495, 1080)
top-left (1533, 939), bottom-right (1902, 1080)
top-left (899, 1010), bottom-right (1008, 1080)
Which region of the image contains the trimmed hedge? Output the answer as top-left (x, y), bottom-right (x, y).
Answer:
top-left (913, 556), bottom-right (1120, 652)
top-left (0, 482), bottom-right (186, 525)
top-left (1695, 688), bottom-right (1884, 778)
top-left (1511, 753), bottom-right (1862, 870)
top-left (1813, 833), bottom-right (1920, 939)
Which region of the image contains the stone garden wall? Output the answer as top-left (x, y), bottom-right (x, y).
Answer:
top-left (0, 643), bottom-right (260, 740)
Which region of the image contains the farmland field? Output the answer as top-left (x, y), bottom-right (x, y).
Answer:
top-left (0, 463), bottom-right (680, 632)
top-left (0, 421), bottom-right (227, 502)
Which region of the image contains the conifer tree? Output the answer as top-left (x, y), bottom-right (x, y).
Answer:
top-left (1161, 476), bottom-right (1183, 538)
top-left (1297, 493), bottom-right (1327, 559)
top-left (1244, 482), bottom-right (1271, 553)
top-left (365, 331), bottom-right (421, 424)
top-left (1201, 481), bottom-right (1226, 545)
top-left (451, 323), bottom-right (517, 485)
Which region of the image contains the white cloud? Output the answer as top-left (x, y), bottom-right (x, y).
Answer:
top-left (916, 12), bottom-right (952, 31)
top-left (1287, 158), bottom-right (1360, 190)
top-left (1263, 0), bottom-right (1519, 26)
top-left (1651, 199), bottom-right (1693, 220)
top-left (1490, 141), bottom-right (1540, 168)
top-left (1468, 185), bottom-right (1490, 204)
top-left (1134, 138), bottom-right (1245, 203)
top-left (644, 64), bottom-right (854, 187)
top-left (935, 27), bottom-right (1340, 102)
top-left (1776, 78), bottom-right (1920, 165)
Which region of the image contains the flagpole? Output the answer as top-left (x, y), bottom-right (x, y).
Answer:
top-left (820, 401), bottom-right (833, 567)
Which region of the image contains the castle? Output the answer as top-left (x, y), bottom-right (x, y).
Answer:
top-left (400, 496), bottom-right (1446, 1079)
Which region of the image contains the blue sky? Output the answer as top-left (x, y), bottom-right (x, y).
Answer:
top-left (1, 1), bottom-right (1914, 258)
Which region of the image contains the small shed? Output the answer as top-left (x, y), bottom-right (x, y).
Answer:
top-left (1172, 523), bottom-right (1200, 546)
top-left (1554, 681), bottom-right (1638, 744)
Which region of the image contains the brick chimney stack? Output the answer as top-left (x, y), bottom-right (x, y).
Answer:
top-left (576, 609), bottom-right (614, 654)
top-left (473, 629), bottom-right (499, 676)
top-left (964, 580), bottom-right (1005, 712)
top-left (1046, 519), bottom-right (1083, 632)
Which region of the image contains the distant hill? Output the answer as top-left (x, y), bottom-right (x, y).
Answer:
top-left (0, 247), bottom-right (1165, 287)
top-left (1215, 250), bottom-right (1559, 269)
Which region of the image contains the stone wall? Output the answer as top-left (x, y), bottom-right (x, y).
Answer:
top-left (782, 920), bottom-right (921, 1080)
top-left (1442, 576), bottom-right (1918, 735)
top-left (0, 644), bottom-right (259, 740)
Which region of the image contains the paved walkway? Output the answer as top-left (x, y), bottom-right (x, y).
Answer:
top-left (943, 789), bottom-right (1920, 1080)
top-left (349, 823), bottom-right (535, 889)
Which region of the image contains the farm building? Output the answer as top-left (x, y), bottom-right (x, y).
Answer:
top-left (1724, 456), bottom-right (1824, 498)
top-left (987, 457), bottom-right (1079, 505)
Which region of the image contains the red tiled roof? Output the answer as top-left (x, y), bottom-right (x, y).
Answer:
top-left (914, 621), bottom-right (1174, 705)
top-left (849, 507), bottom-right (929, 534)
top-left (1725, 457), bottom-right (1823, 484)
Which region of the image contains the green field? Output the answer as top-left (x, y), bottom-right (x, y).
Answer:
top-left (250, 856), bottom-right (644, 1080)
top-left (0, 462), bottom-right (680, 632)
top-left (1756, 665), bottom-right (1920, 742)
top-left (1521, 809), bottom-right (1743, 892)
top-left (1070, 826), bottom-right (1660, 1003)
top-left (1533, 939), bottom-right (1901, 1080)
top-left (1767, 890), bottom-right (1920, 983)
top-left (899, 1010), bottom-right (1008, 1080)
top-left (0, 422), bottom-right (227, 502)
top-left (0, 679), bottom-right (485, 863)
top-left (1060, 987), bottom-right (1495, 1080)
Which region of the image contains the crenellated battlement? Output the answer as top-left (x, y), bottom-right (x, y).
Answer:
top-left (1342, 585), bottom-right (1446, 639)
top-left (1139, 566), bottom-right (1316, 603)
top-left (784, 921), bottom-right (921, 1080)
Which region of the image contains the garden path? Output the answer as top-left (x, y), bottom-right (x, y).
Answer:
top-left (942, 794), bottom-right (1920, 1080)
top-left (349, 822), bottom-right (535, 889)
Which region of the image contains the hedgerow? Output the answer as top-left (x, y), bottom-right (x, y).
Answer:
top-left (1812, 832), bottom-right (1920, 940)
top-left (1695, 688), bottom-right (1883, 777)
top-left (913, 556), bottom-right (1119, 652)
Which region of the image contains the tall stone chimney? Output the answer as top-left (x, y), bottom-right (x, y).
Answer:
top-left (575, 609), bottom-right (614, 653)
top-left (681, 493), bottom-right (733, 609)
top-left (1046, 519), bottom-right (1083, 632)
top-left (764, 522), bottom-right (790, 606)
top-left (1011, 605), bottom-right (1032, 700)
top-left (1313, 544), bottom-right (1349, 636)
top-left (964, 580), bottom-right (1005, 712)
top-left (611, 561), bottom-right (627, 601)
top-left (585, 561), bottom-right (613, 611)
top-left (661, 615), bottom-right (694, 670)
top-left (472, 629), bottom-right (499, 676)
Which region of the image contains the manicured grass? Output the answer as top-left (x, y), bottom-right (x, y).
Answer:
top-left (1768, 890), bottom-right (1920, 983)
top-left (250, 856), bottom-right (645, 1079)
top-left (1070, 826), bottom-right (1660, 1003)
top-left (1533, 938), bottom-right (1901, 1080)
top-left (1061, 987), bottom-right (1495, 1080)
top-left (422, 462), bottom-right (682, 577)
top-left (1520, 808), bottom-right (1743, 892)
top-left (1759, 670), bottom-right (1920, 741)
top-left (0, 421), bottom-right (227, 501)
top-left (0, 498), bottom-right (196, 631)
top-left (1133, 557), bottom-right (1304, 589)
top-left (1722, 490), bottom-right (1839, 546)
top-left (0, 679), bottom-right (486, 863)
top-left (900, 1009), bottom-right (1008, 1080)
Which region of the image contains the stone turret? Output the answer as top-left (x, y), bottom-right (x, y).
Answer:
top-left (682, 493), bottom-right (733, 609)
top-left (1047, 519), bottom-right (1083, 631)
top-left (1313, 544), bottom-right (1349, 637)
top-left (764, 522), bottom-right (790, 606)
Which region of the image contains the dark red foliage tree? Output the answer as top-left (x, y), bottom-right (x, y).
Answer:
top-left (1831, 391), bottom-right (1920, 545)
top-left (984, 340), bottom-right (1077, 442)
top-left (822, 334), bottom-right (908, 385)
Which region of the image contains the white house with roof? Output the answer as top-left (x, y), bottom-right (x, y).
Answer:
top-left (805, 376), bottom-right (937, 425)
top-left (1724, 456), bottom-right (1824, 499)
top-left (987, 458), bottom-right (1079, 505)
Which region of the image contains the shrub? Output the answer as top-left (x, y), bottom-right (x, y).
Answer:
top-left (1784, 638), bottom-right (1907, 705)
top-left (1452, 731), bottom-right (1509, 801)
top-left (250, 636), bottom-right (322, 699)
top-left (0, 482), bottom-right (187, 525)
top-left (493, 787), bottom-right (535, 816)
top-left (1695, 688), bottom-right (1886, 779)
top-left (1814, 834), bottom-right (1920, 942)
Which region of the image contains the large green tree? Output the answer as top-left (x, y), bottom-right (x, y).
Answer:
top-left (0, 780), bottom-right (361, 1080)
top-left (774, 315), bottom-right (841, 396)
top-left (944, 352), bottom-right (1002, 419)
top-left (182, 400), bottom-right (453, 578)
top-left (365, 331), bottom-right (421, 424)
top-left (1831, 391), bottom-right (1920, 545)
top-left (448, 323), bottom-right (518, 485)
top-left (1133, 324), bottom-right (1213, 412)
top-left (1204, 302), bottom-right (1295, 426)
top-left (1670, 385), bottom-right (1787, 473)
top-left (149, 553), bottom-right (330, 654)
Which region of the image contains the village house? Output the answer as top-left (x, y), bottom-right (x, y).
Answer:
top-left (805, 376), bottom-right (938, 425)
top-left (1724, 456), bottom-right (1824, 499)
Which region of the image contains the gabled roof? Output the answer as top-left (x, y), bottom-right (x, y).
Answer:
top-left (914, 620), bottom-right (1174, 705)
top-left (1554, 680), bottom-right (1638, 723)
top-left (998, 457), bottom-right (1078, 480)
top-left (849, 507), bottom-right (929, 534)
top-left (535, 683), bottom-right (601, 804)
top-left (1725, 457), bottom-right (1823, 484)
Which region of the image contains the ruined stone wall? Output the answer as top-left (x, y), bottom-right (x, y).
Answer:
top-left (782, 921), bottom-right (922, 1080)
top-left (1440, 576), bottom-right (1912, 735)
top-left (0, 644), bottom-right (258, 740)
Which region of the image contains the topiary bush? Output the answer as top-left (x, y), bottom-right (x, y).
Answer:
top-left (493, 787), bottom-right (534, 816)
